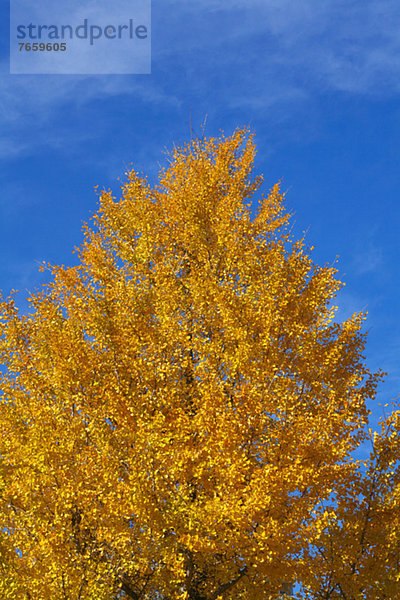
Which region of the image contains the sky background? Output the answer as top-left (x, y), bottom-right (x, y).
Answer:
top-left (1, 0), bottom-right (399, 436)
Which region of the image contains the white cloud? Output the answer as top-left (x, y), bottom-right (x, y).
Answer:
top-left (0, 65), bottom-right (179, 159)
top-left (2, 0), bottom-right (400, 159)
top-left (164, 0), bottom-right (400, 95)
top-left (352, 244), bottom-right (384, 277)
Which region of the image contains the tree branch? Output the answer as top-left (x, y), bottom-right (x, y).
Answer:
top-left (210, 566), bottom-right (248, 600)
top-left (120, 574), bottom-right (140, 600)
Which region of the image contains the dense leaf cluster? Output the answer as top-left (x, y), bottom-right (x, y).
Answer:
top-left (0, 130), bottom-right (398, 599)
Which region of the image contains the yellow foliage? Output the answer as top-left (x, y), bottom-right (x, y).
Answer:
top-left (0, 129), bottom-right (396, 599)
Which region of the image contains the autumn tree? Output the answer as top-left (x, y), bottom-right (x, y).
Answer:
top-left (0, 129), bottom-right (394, 600)
top-left (299, 408), bottom-right (400, 600)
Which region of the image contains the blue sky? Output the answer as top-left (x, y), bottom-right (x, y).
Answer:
top-left (1, 0), bottom-right (399, 433)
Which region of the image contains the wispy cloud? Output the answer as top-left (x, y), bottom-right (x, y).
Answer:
top-left (352, 243), bottom-right (384, 277)
top-left (164, 0), bottom-right (400, 95)
top-left (2, 0), bottom-right (400, 160)
top-left (0, 69), bottom-right (179, 159)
